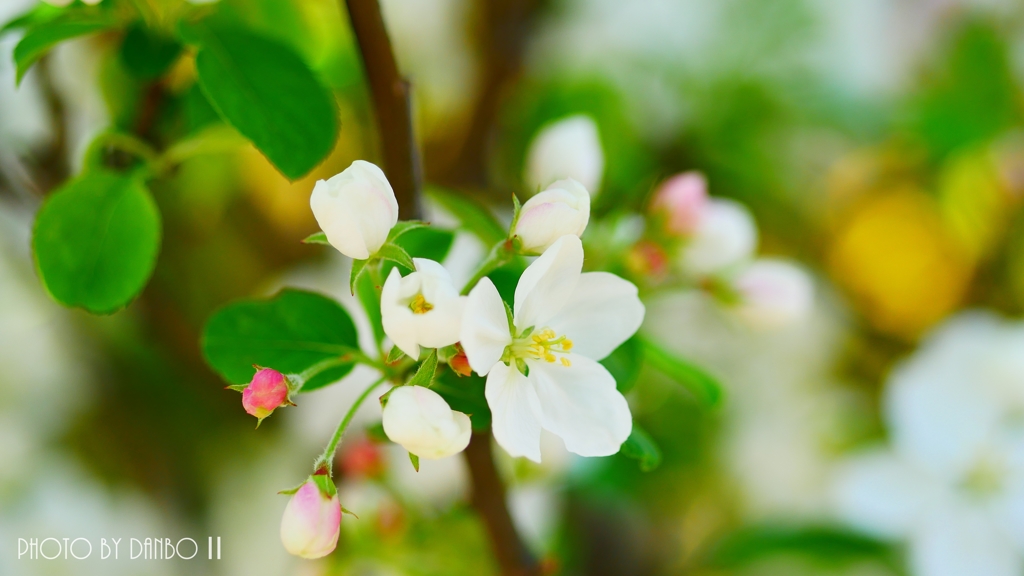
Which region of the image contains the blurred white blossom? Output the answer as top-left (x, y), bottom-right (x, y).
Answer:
top-left (731, 259), bottom-right (814, 329)
top-left (524, 115), bottom-right (604, 193)
top-left (679, 198), bottom-right (757, 276)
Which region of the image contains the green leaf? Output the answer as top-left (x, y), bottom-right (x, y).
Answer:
top-left (700, 525), bottom-right (896, 570)
top-left (187, 24), bottom-right (338, 179)
top-left (600, 336), bottom-right (643, 394)
top-left (356, 267), bottom-right (385, 345)
top-left (33, 171), bottom-right (161, 314)
top-left (349, 257), bottom-right (369, 295)
top-left (202, 289), bottom-right (359, 391)
top-left (119, 21), bottom-right (182, 80)
top-left (380, 226), bottom-right (457, 280)
top-left (426, 187), bottom-right (507, 245)
top-left (640, 337), bottom-right (724, 408)
top-left (1, 2), bottom-right (61, 36)
top-left (14, 11), bottom-right (117, 84)
top-left (619, 424), bottom-right (662, 472)
top-left (386, 220), bottom-right (428, 242)
top-left (386, 345), bottom-right (406, 365)
top-left (407, 349), bottom-right (439, 388)
top-left (377, 243), bottom-right (415, 271)
top-left (302, 231), bottom-right (329, 245)
top-left (408, 452), bottom-right (420, 472)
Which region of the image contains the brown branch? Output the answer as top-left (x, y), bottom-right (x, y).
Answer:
top-left (465, 431), bottom-right (542, 576)
top-left (343, 0), bottom-right (423, 220)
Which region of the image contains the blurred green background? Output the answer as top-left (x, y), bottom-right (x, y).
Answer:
top-left (3, 0), bottom-right (1024, 575)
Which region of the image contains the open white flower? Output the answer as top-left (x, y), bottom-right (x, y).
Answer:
top-left (382, 386), bottom-right (472, 459)
top-left (513, 178), bottom-right (591, 254)
top-left (524, 115), bottom-right (604, 193)
top-left (461, 235), bottom-right (643, 462)
top-left (679, 198), bottom-right (757, 276)
top-left (832, 313), bottom-right (1024, 576)
top-left (310, 160), bottom-right (399, 260)
top-left (381, 258), bottom-right (465, 360)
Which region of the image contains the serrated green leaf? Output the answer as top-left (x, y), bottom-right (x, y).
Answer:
top-left (119, 21), bottom-right (182, 80)
top-left (619, 424), bottom-right (661, 472)
top-left (33, 171), bottom-right (161, 314)
top-left (202, 289), bottom-right (359, 391)
top-left (302, 231), bottom-right (329, 245)
top-left (14, 11), bottom-right (117, 84)
top-left (377, 243), bottom-right (415, 271)
top-left (600, 336), bottom-right (643, 394)
top-left (408, 349), bottom-right (439, 388)
top-left (640, 337), bottom-right (723, 408)
top-left (408, 452), bottom-right (420, 472)
top-left (187, 23), bottom-right (338, 179)
top-left (426, 187), bottom-right (506, 245)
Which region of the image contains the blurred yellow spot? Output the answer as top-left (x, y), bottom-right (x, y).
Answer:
top-left (938, 148), bottom-right (1012, 262)
top-left (828, 188), bottom-right (972, 338)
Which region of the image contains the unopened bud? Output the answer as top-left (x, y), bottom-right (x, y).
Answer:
top-left (449, 345), bottom-right (472, 377)
top-left (650, 172), bottom-right (708, 236)
top-left (524, 115), bottom-right (604, 193)
top-left (732, 259), bottom-right (814, 329)
top-left (242, 368), bottom-right (291, 424)
top-left (679, 198), bottom-right (757, 276)
top-left (513, 179), bottom-right (591, 254)
top-left (382, 386), bottom-right (472, 460)
top-left (280, 475), bottom-right (342, 559)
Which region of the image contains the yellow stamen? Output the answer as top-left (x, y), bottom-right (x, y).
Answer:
top-left (560, 357), bottom-right (571, 367)
top-left (409, 294), bottom-right (434, 314)
top-left (562, 339), bottom-right (573, 351)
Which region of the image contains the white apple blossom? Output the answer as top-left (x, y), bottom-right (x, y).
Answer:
top-left (524, 115), bottom-right (604, 193)
top-left (731, 259), bottom-right (814, 329)
top-left (381, 258), bottom-right (465, 359)
top-left (382, 385), bottom-right (472, 459)
top-left (832, 313), bottom-right (1024, 576)
top-left (310, 160), bottom-right (399, 260)
top-left (461, 235), bottom-right (643, 462)
top-left (513, 178), bottom-right (591, 254)
top-left (679, 198), bottom-right (757, 276)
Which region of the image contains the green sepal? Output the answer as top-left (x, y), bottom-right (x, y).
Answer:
top-left (225, 383), bottom-right (248, 392)
top-left (408, 452), bottom-right (420, 472)
top-left (302, 231), bottom-right (329, 245)
top-left (341, 506), bottom-right (359, 519)
top-left (386, 346), bottom-right (406, 365)
top-left (277, 480), bottom-right (305, 495)
top-left (386, 220), bottom-right (428, 242)
top-left (349, 257), bottom-right (369, 296)
top-left (436, 344), bottom-right (459, 363)
top-left (515, 358), bottom-right (529, 377)
top-left (509, 192), bottom-right (523, 238)
top-left (408, 349), bottom-right (439, 388)
top-left (503, 300), bottom-right (515, 334)
top-left (377, 243), bottom-right (415, 271)
top-left (310, 471), bottom-right (338, 499)
top-left (379, 386), bottom-right (396, 408)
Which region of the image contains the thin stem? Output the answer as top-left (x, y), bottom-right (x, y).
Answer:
top-left (461, 240), bottom-right (515, 295)
top-left (315, 376), bottom-right (386, 473)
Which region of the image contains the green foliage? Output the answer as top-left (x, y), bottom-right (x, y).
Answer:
top-left (0, 2), bottom-right (61, 35)
top-left (33, 171), bottom-right (161, 314)
top-left (407, 349), bottom-right (439, 388)
top-left (185, 23), bottom-right (338, 179)
top-left (433, 369), bottom-right (490, 430)
top-left (120, 21), bottom-right (183, 81)
top-left (202, 289), bottom-right (359, 390)
top-left (915, 19), bottom-right (1020, 159)
top-left (382, 226), bottom-right (456, 277)
top-left (701, 524), bottom-right (898, 570)
top-left (619, 424), bottom-right (662, 471)
top-left (640, 337), bottom-right (724, 408)
top-left (356, 270), bottom-right (386, 345)
top-left (426, 187), bottom-right (507, 246)
top-left (14, 9), bottom-right (119, 83)
top-left (600, 336), bottom-right (643, 393)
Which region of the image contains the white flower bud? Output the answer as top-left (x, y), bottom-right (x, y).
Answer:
top-left (381, 259), bottom-right (465, 360)
top-left (513, 179), bottom-right (591, 254)
top-left (524, 115), bottom-right (604, 193)
top-left (280, 478), bottom-right (341, 559)
top-left (679, 198), bottom-right (757, 275)
top-left (732, 259), bottom-right (814, 329)
top-left (310, 160), bottom-right (399, 260)
top-left (382, 386), bottom-right (472, 460)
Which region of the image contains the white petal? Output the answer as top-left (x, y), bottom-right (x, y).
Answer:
top-left (513, 235), bottom-right (583, 329)
top-left (310, 179), bottom-right (370, 259)
top-left (529, 355), bottom-right (632, 458)
top-left (679, 198), bottom-right (757, 275)
top-left (379, 261), bottom-right (465, 359)
top-left (732, 259), bottom-right (814, 329)
top-left (514, 180), bottom-right (591, 254)
top-left (485, 362), bottom-right (544, 462)
top-left (461, 277), bottom-right (512, 376)
top-left (380, 267), bottom-right (420, 359)
top-left (546, 272), bottom-right (644, 361)
top-left (910, 502), bottom-right (1021, 576)
top-left (524, 115), bottom-right (604, 193)
top-left (830, 449), bottom-right (935, 539)
top-left (382, 386), bottom-right (471, 459)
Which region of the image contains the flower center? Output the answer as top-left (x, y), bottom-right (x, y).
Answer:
top-left (506, 327), bottom-right (573, 368)
top-left (960, 456), bottom-right (1006, 497)
top-left (409, 293), bottom-right (434, 314)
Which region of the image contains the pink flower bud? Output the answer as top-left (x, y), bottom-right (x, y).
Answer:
top-left (242, 368), bottom-right (290, 422)
top-left (650, 172), bottom-right (708, 236)
top-left (280, 476), bottom-right (342, 559)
